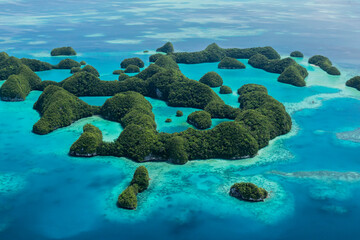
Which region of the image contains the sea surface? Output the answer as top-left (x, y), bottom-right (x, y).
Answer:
top-left (1, 0), bottom-right (360, 239)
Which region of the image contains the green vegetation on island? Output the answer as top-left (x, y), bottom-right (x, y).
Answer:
top-left (278, 65), bottom-right (307, 87)
top-left (82, 65), bottom-right (100, 77)
top-left (117, 185), bottom-right (138, 210)
top-left (346, 76), bottom-right (360, 91)
top-left (80, 61), bottom-right (86, 66)
top-left (149, 43), bottom-right (280, 64)
top-left (55, 59), bottom-right (81, 69)
top-left (156, 42), bottom-right (174, 54)
top-left (70, 124), bottom-right (103, 157)
top-left (20, 58), bottom-right (52, 72)
top-left (248, 53), bottom-right (308, 86)
top-left (230, 182), bottom-right (268, 202)
top-left (219, 85), bottom-right (232, 94)
top-left (51, 47), bottom-right (77, 56)
top-left (120, 58), bottom-right (144, 69)
top-left (124, 65), bottom-right (140, 73)
top-left (0, 57), bottom-right (41, 101)
top-left (70, 67), bottom-right (81, 74)
top-left (165, 118), bottom-right (172, 123)
top-left (199, 72), bottom-right (223, 87)
top-left (218, 57), bottom-right (246, 69)
top-left (117, 166), bottom-right (150, 210)
top-left (32, 85), bottom-right (98, 135)
top-left (176, 110), bottom-right (183, 117)
top-left (187, 111), bottom-right (212, 129)
top-left (113, 69), bottom-right (124, 75)
top-left (290, 51), bottom-right (304, 58)
top-left (308, 55), bottom-right (341, 75)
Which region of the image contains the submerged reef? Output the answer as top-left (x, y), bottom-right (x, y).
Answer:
top-left (50, 47), bottom-right (77, 56)
top-left (199, 71), bottom-right (223, 87)
top-left (218, 57), bottom-right (245, 69)
top-left (121, 58), bottom-right (144, 69)
top-left (117, 166), bottom-right (150, 210)
top-left (308, 55), bottom-right (341, 75)
top-left (345, 76), bottom-right (360, 91)
top-left (230, 182), bottom-right (268, 202)
top-left (156, 42), bottom-right (174, 54)
top-left (290, 51), bottom-right (304, 58)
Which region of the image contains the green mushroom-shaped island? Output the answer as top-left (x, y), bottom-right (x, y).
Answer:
top-left (121, 57), bottom-right (144, 69)
top-left (55, 59), bottom-right (81, 69)
top-left (220, 85), bottom-right (232, 94)
top-left (290, 51), bottom-right (304, 58)
top-left (218, 57), bottom-right (246, 69)
top-left (117, 166), bottom-right (150, 210)
top-left (346, 76), bottom-right (360, 91)
top-left (176, 110), bottom-right (183, 117)
top-left (230, 182), bottom-right (268, 202)
top-left (51, 47), bottom-right (77, 56)
top-left (187, 111), bottom-right (212, 129)
top-left (124, 65), bottom-right (140, 73)
top-left (199, 71), bottom-right (223, 87)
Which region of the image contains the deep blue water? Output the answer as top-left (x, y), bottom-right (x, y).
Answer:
top-left (1, 0), bottom-right (360, 239)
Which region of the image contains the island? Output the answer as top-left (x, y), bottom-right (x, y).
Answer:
top-left (199, 72), bottom-right (223, 87)
top-left (229, 182), bottom-right (268, 202)
top-left (156, 42), bottom-right (174, 54)
top-left (124, 65), bottom-right (140, 73)
top-left (113, 70), bottom-right (124, 75)
top-left (70, 124), bottom-right (102, 157)
top-left (50, 47), bottom-right (77, 56)
top-left (54, 59), bottom-right (81, 69)
top-left (0, 53), bottom-right (41, 101)
top-left (218, 57), bottom-right (246, 69)
top-left (120, 57), bottom-right (144, 69)
top-left (308, 55), bottom-right (341, 75)
top-left (150, 43), bottom-right (281, 64)
top-left (176, 110), bottom-right (183, 117)
top-left (345, 76), bottom-right (360, 91)
top-left (290, 51), bottom-right (304, 58)
top-left (220, 85), bottom-right (232, 94)
top-left (249, 53), bottom-right (308, 86)
top-left (165, 118), bottom-right (172, 123)
top-left (187, 111), bottom-right (212, 129)
top-left (117, 166), bottom-right (150, 210)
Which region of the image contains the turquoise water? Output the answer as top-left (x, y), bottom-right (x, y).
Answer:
top-left (1, 0), bottom-right (360, 239)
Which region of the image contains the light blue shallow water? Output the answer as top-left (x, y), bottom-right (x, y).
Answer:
top-left (1, 0), bottom-right (360, 239)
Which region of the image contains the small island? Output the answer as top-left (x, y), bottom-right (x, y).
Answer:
top-left (308, 55), bottom-right (341, 75)
top-left (120, 58), bottom-right (144, 69)
top-left (187, 111), bottom-right (212, 129)
top-left (156, 42), bottom-right (174, 54)
top-left (290, 51), bottom-right (304, 58)
top-left (117, 166), bottom-right (150, 210)
top-left (125, 65), bottom-right (140, 73)
top-left (55, 59), bottom-right (81, 69)
top-left (220, 85), bottom-right (232, 94)
top-left (50, 47), bottom-right (77, 56)
top-left (345, 76), bottom-right (360, 91)
top-left (199, 71), bottom-right (223, 87)
top-left (218, 57), bottom-right (246, 69)
top-left (165, 118), bottom-right (172, 123)
top-left (176, 110), bottom-right (183, 117)
top-left (230, 182), bottom-right (268, 202)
